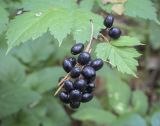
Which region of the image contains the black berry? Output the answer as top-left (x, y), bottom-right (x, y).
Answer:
top-left (67, 57), bottom-right (76, 66)
top-left (104, 15), bottom-right (114, 28)
top-left (82, 66), bottom-right (96, 80)
top-left (87, 82), bottom-right (95, 93)
top-left (59, 91), bottom-right (69, 104)
top-left (91, 59), bottom-right (104, 71)
top-left (108, 27), bottom-right (121, 39)
top-left (69, 89), bottom-right (82, 102)
top-left (81, 93), bottom-right (93, 103)
top-left (71, 43), bottom-right (84, 55)
top-left (64, 80), bottom-right (74, 92)
top-left (70, 67), bottom-right (81, 78)
top-left (74, 79), bottom-right (87, 92)
top-left (63, 59), bottom-right (73, 73)
top-left (70, 101), bottom-right (80, 109)
top-left (78, 52), bottom-right (91, 65)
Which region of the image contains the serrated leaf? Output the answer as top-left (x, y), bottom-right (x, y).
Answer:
top-left (0, 83), bottom-right (41, 118)
top-left (12, 33), bottom-right (54, 67)
top-left (112, 36), bottom-right (142, 47)
top-left (0, 6), bottom-right (9, 34)
top-left (151, 112), bottom-right (160, 126)
top-left (72, 108), bottom-right (116, 125)
top-left (23, 67), bottom-right (65, 93)
top-left (96, 42), bottom-right (141, 76)
top-left (131, 90), bottom-right (148, 115)
top-left (6, 8), bottom-right (104, 52)
top-left (0, 55), bottom-right (25, 85)
top-left (112, 113), bottom-right (147, 126)
top-left (124, 0), bottom-right (159, 23)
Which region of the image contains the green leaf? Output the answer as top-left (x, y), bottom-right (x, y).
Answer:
top-left (1, 97), bottom-right (70, 126)
top-left (0, 6), bottom-right (9, 34)
top-left (0, 55), bottom-right (25, 85)
top-left (124, 0), bottom-right (159, 23)
top-left (20, 0), bottom-right (77, 10)
top-left (95, 42), bottom-right (141, 77)
top-left (72, 108), bottom-right (116, 125)
top-left (79, 0), bottom-right (94, 11)
top-left (0, 83), bottom-right (41, 118)
top-left (112, 113), bottom-right (147, 126)
top-left (106, 73), bottom-right (131, 114)
top-left (6, 8), bottom-right (104, 52)
top-left (12, 33), bottom-right (54, 67)
top-left (23, 67), bottom-right (65, 93)
top-left (149, 22), bottom-right (160, 50)
top-left (151, 112), bottom-right (160, 126)
top-left (131, 90), bottom-right (148, 115)
top-left (112, 36), bottom-right (142, 47)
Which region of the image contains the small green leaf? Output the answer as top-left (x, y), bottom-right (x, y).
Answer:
top-left (0, 6), bottom-right (9, 34)
top-left (131, 90), bottom-right (148, 115)
top-left (112, 113), bottom-right (147, 126)
top-left (0, 83), bottom-right (41, 118)
top-left (149, 22), bottom-right (160, 50)
top-left (112, 36), bottom-right (142, 47)
top-left (72, 108), bottom-right (116, 125)
top-left (6, 8), bottom-right (104, 52)
top-left (23, 67), bottom-right (65, 93)
top-left (96, 42), bottom-right (141, 77)
top-left (106, 73), bottom-right (131, 114)
top-left (151, 112), bottom-right (160, 126)
top-left (124, 0), bottom-right (159, 23)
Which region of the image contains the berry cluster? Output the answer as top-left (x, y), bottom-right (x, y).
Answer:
top-left (58, 43), bottom-right (103, 109)
top-left (103, 15), bottom-right (121, 39)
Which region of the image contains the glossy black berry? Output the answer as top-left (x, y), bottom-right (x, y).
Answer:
top-left (70, 67), bottom-right (81, 78)
top-left (104, 15), bottom-right (114, 28)
top-left (81, 93), bottom-right (93, 103)
top-left (108, 27), bottom-right (121, 39)
top-left (67, 57), bottom-right (76, 66)
top-left (64, 80), bottom-right (74, 92)
top-left (78, 52), bottom-right (91, 65)
top-left (58, 76), bottom-right (64, 82)
top-left (71, 43), bottom-right (84, 55)
top-left (63, 59), bottom-right (73, 73)
top-left (70, 101), bottom-right (80, 109)
top-left (74, 79), bottom-right (87, 92)
top-left (87, 83), bottom-right (95, 93)
top-left (59, 91), bottom-right (69, 104)
top-left (69, 89), bottom-right (82, 102)
top-left (82, 66), bottom-right (96, 80)
top-left (91, 59), bottom-right (104, 71)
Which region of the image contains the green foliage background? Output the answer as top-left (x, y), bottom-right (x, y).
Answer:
top-left (0, 0), bottom-right (160, 126)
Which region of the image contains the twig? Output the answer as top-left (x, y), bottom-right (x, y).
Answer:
top-left (85, 19), bottom-right (94, 52)
top-left (99, 33), bottom-right (109, 42)
top-left (54, 19), bottom-right (94, 96)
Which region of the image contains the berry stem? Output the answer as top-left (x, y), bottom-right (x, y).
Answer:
top-left (85, 19), bottom-right (94, 52)
top-left (54, 20), bottom-right (94, 96)
top-left (99, 33), bottom-right (109, 42)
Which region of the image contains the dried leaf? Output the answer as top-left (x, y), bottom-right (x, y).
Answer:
top-left (112, 4), bottom-right (125, 15)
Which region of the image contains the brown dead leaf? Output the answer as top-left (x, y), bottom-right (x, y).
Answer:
top-left (112, 4), bottom-right (125, 15)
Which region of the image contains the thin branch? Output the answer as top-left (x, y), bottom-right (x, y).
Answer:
top-left (85, 19), bottom-right (94, 52)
